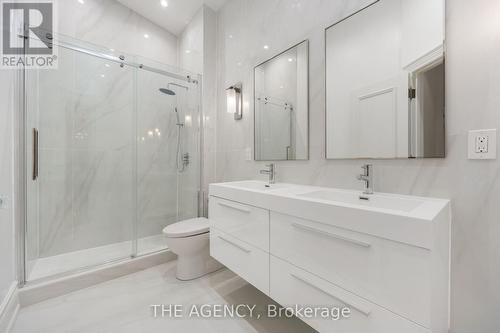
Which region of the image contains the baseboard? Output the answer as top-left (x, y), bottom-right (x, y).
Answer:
top-left (19, 250), bottom-right (176, 307)
top-left (0, 282), bottom-right (20, 333)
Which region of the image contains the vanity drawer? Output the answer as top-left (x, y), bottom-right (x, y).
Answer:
top-left (270, 256), bottom-right (429, 333)
top-left (209, 196), bottom-right (269, 251)
top-left (210, 228), bottom-right (269, 295)
top-left (270, 212), bottom-right (431, 327)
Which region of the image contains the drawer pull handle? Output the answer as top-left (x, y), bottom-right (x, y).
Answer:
top-left (218, 201), bottom-right (251, 213)
top-left (218, 236), bottom-right (252, 253)
top-left (291, 223), bottom-right (371, 248)
top-left (290, 273), bottom-right (372, 316)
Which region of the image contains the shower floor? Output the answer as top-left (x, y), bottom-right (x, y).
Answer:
top-left (28, 234), bottom-right (166, 281)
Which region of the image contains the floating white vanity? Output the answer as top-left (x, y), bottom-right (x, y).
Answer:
top-left (209, 181), bottom-right (450, 333)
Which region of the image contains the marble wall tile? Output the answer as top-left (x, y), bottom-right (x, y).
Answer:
top-left (177, 6), bottom-right (218, 217)
top-left (54, 0), bottom-right (178, 67)
top-left (178, 8), bottom-right (204, 75)
top-left (214, 0), bottom-right (500, 331)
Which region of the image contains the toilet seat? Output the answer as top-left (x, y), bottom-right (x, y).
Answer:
top-left (163, 217), bottom-right (210, 238)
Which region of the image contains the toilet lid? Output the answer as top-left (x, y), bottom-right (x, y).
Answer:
top-left (162, 217), bottom-right (210, 238)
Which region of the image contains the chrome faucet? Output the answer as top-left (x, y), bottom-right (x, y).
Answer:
top-left (260, 163), bottom-right (276, 185)
top-left (357, 164), bottom-right (374, 195)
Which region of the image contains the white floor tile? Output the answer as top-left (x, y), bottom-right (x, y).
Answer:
top-left (13, 262), bottom-right (316, 333)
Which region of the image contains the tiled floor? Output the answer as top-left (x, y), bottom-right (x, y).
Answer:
top-left (28, 235), bottom-right (166, 281)
top-left (13, 261), bottom-right (316, 333)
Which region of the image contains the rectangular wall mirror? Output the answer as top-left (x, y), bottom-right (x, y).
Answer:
top-left (254, 40), bottom-right (309, 161)
top-left (325, 0), bottom-right (445, 159)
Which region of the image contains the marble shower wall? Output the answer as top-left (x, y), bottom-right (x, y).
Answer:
top-left (27, 0), bottom-right (183, 258)
top-left (178, 5), bottom-right (218, 217)
top-left (54, 0), bottom-right (178, 66)
top-left (214, 0), bottom-right (500, 331)
top-left (33, 47), bottom-right (136, 257)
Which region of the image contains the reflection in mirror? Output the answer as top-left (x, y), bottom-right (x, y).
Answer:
top-left (254, 40), bottom-right (309, 161)
top-left (325, 0), bottom-right (445, 159)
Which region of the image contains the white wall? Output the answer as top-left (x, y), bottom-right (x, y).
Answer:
top-left (214, 0), bottom-right (500, 331)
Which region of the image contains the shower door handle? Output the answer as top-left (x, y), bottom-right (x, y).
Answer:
top-left (32, 128), bottom-right (39, 181)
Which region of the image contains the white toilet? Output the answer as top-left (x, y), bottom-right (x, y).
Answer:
top-left (163, 217), bottom-right (222, 280)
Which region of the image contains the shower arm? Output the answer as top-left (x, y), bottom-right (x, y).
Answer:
top-left (168, 82), bottom-right (189, 91)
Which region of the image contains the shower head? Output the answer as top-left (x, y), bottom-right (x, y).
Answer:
top-left (159, 88), bottom-right (176, 96)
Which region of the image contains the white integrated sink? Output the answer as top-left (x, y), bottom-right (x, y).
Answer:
top-left (210, 180), bottom-right (450, 232)
top-left (222, 180), bottom-right (291, 191)
top-left (297, 189), bottom-right (424, 213)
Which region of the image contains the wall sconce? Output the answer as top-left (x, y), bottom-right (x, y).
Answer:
top-left (226, 83), bottom-right (242, 120)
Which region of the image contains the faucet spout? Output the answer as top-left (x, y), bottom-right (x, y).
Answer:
top-left (357, 164), bottom-right (374, 195)
top-left (260, 164), bottom-right (276, 185)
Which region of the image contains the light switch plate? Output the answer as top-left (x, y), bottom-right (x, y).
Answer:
top-left (468, 129), bottom-right (497, 159)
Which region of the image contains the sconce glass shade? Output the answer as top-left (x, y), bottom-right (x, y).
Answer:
top-left (227, 89), bottom-right (236, 113)
top-left (226, 84), bottom-right (242, 120)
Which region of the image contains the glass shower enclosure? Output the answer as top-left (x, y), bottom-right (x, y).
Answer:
top-left (21, 36), bottom-right (201, 283)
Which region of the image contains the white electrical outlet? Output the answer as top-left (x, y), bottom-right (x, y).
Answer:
top-left (475, 135), bottom-right (488, 153)
top-left (468, 129), bottom-right (497, 159)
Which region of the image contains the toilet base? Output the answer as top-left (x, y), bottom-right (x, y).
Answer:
top-left (176, 252), bottom-right (223, 281)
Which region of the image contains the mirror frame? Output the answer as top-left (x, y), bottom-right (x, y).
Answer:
top-left (253, 39), bottom-right (310, 161)
top-left (323, 1), bottom-right (446, 160)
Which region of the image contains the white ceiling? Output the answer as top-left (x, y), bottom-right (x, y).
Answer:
top-left (116, 0), bottom-right (228, 36)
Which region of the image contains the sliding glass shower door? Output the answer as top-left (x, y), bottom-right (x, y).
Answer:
top-left (136, 64), bottom-right (200, 256)
top-left (23, 39), bottom-right (201, 282)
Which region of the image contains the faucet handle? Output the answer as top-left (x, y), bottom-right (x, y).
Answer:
top-left (361, 164), bottom-right (372, 172)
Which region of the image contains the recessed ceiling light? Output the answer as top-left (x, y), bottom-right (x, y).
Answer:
top-left (185, 49), bottom-right (191, 54)
top-left (144, 34), bottom-right (150, 39)
top-left (263, 45), bottom-right (269, 50)
top-left (288, 58), bottom-right (293, 62)
top-left (100, 74), bottom-right (105, 78)
top-left (160, 0), bottom-right (168, 8)
top-left (228, 34), bottom-right (233, 39)
top-left (78, 0), bottom-right (84, 4)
